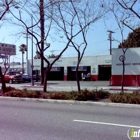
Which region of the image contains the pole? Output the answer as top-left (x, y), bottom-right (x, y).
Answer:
top-left (107, 30), bottom-right (115, 55)
top-left (40, 0), bottom-right (45, 85)
top-left (13, 57), bottom-right (14, 71)
top-left (22, 52), bottom-right (24, 74)
top-left (31, 15), bottom-right (34, 86)
top-left (26, 32), bottom-right (28, 74)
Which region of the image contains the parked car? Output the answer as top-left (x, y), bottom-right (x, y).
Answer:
top-left (22, 74), bottom-right (31, 82)
top-left (4, 71), bottom-right (23, 84)
top-left (33, 75), bottom-right (40, 82)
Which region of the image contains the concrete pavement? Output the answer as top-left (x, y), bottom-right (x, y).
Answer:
top-left (17, 81), bottom-right (140, 93)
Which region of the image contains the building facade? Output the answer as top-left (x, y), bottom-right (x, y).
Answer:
top-left (27, 55), bottom-right (112, 81)
top-left (111, 48), bottom-right (140, 86)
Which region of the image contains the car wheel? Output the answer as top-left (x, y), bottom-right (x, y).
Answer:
top-left (9, 79), bottom-right (13, 84)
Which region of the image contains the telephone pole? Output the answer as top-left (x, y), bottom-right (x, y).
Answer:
top-left (40, 0), bottom-right (45, 85)
top-left (107, 30), bottom-right (115, 55)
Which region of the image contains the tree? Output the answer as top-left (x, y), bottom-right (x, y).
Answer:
top-left (107, 1), bottom-right (130, 92)
top-left (50, 0), bottom-right (107, 92)
top-left (10, 0), bottom-right (106, 93)
top-left (116, 0), bottom-right (140, 32)
top-left (108, 0), bottom-right (140, 92)
top-left (19, 44), bottom-right (27, 74)
top-left (0, 0), bottom-right (18, 93)
top-left (10, 1), bottom-right (71, 92)
top-left (118, 27), bottom-right (140, 48)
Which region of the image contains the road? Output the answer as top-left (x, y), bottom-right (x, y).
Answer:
top-left (0, 99), bottom-right (140, 140)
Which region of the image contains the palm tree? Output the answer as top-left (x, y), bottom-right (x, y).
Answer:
top-left (19, 44), bottom-right (27, 74)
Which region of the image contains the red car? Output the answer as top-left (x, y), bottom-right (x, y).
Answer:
top-left (0, 72), bottom-right (23, 83)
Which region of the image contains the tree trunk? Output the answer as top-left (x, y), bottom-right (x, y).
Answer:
top-left (43, 67), bottom-right (49, 92)
top-left (76, 65), bottom-right (81, 93)
top-left (0, 67), bottom-right (7, 93)
top-left (121, 60), bottom-right (125, 93)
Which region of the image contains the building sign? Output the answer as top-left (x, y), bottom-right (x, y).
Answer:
top-left (92, 68), bottom-right (96, 74)
top-left (71, 66), bottom-right (87, 71)
top-left (0, 43), bottom-right (16, 55)
top-left (51, 67), bottom-right (60, 71)
top-left (0, 55), bottom-right (8, 59)
top-left (112, 48), bottom-right (140, 75)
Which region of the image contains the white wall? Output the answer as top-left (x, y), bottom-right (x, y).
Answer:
top-left (112, 48), bottom-right (140, 75)
top-left (27, 55), bottom-right (111, 75)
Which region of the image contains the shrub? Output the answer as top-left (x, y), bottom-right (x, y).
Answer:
top-left (4, 90), bottom-right (23, 97)
top-left (75, 89), bottom-right (95, 101)
top-left (110, 92), bottom-right (140, 104)
top-left (47, 92), bottom-right (67, 100)
top-left (97, 89), bottom-right (110, 99)
top-left (3, 88), bottom-right (110, 101)
top-left (6, 86), bottom-right (16, 92)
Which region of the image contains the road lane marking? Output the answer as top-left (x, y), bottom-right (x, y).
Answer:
top-left (73, 120), bottom-right (140, 128)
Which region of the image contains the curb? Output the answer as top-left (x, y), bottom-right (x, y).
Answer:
top-left (0, 96), bottom-right (140, 109)
top-left (109, 88), bottom-right (139, 91)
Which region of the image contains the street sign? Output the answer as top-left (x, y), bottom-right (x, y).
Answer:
top-left (0, 43), bottom-right (16, 55)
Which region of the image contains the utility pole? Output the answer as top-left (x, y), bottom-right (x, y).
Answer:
top-left (107, 30), bottom-right (115, 55)
top-left (40, 0), bottom-right (45, 85)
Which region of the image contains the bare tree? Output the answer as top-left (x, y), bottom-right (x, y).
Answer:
top-left (50, 0), bottom-right (107, 92)
top-left (10, 0), bottom-right (106, 93)
top-left (0, 0), bottom-right (19, 93)
top-left (9, 1), bottom-right (72, 92)
top-left (108, 2), bottom-right (138, 92)
top-left (115, 0), bottom-right (140, 32)
top-left (107, 0), bottom-right (140, 92)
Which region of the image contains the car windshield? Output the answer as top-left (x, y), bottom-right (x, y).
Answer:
top-left (7, 72), bottom-right (20, 75)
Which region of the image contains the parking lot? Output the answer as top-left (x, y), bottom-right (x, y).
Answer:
top-left (3, 81), bottom-right (110, 91)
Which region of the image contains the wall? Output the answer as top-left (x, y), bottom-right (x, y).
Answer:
top-left (111, 48), bottom-right (140, 86)
top-left (27, 55), bottom-right (111, 81)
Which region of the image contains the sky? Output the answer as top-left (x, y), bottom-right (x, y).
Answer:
top-left (0, 1), bottom-right (132, 63)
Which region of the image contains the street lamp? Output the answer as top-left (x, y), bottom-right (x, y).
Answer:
top-left (15, 6), bottom-right (34, 86)
top-left (31, 15), bottom-right (34, 86)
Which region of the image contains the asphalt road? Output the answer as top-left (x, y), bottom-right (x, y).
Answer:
top-left (0, 99), bottom-right (140, 140)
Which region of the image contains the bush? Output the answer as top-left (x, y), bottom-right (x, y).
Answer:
top-left (97, 89), bottom-right (110, 99)
top-left (3, 88), bottom-right (110, 101)
top-left (6, 86), bottom-right (16, 92)
top-left (75, 89), bottom-right (96, 101)
top-left (110, 91), bottom-right (140, 104)
top-left (47, 92), bottom-right (68, 100)
top-left (75, 89), bottom-right (110, 101)
top-left (3, 89), bottom-right (42, 98)
top-left (4, 90), bottom-right (23, 97)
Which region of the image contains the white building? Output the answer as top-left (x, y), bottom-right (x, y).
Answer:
top-left (26, 55), bottom-right (112, 81)
top-left (111, 48), bottom-right (140, 86)
top-left (1, 48), bottom-right (140, 86)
